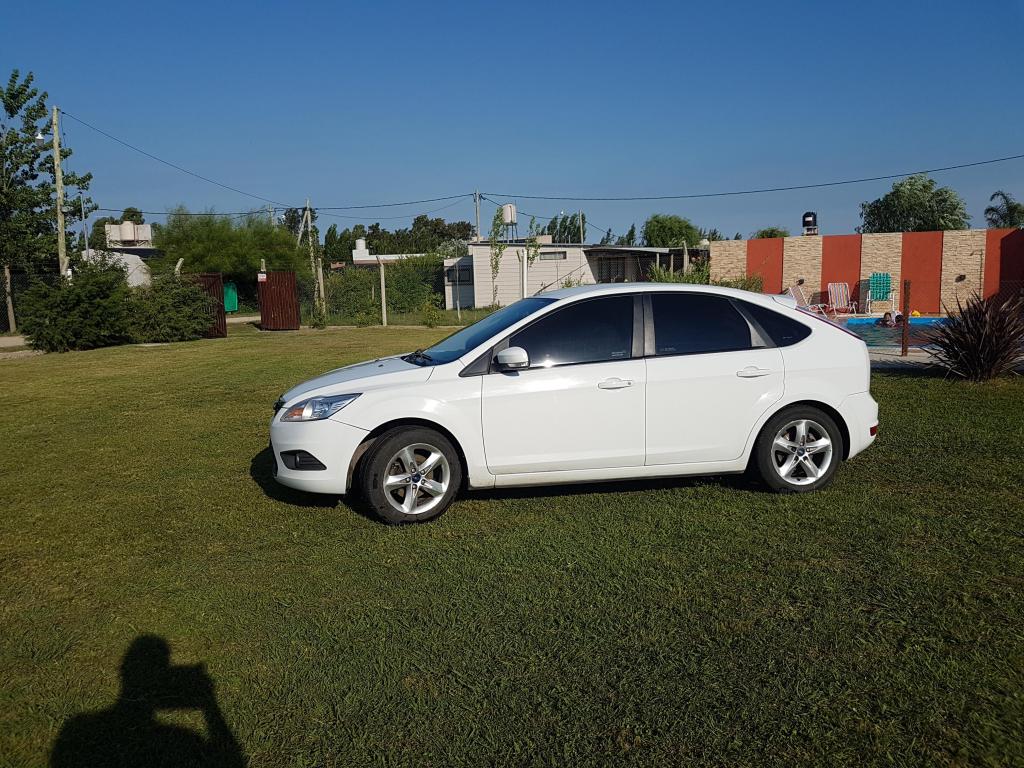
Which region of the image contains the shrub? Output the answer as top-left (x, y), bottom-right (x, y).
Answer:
top-left (19, 257), bottom-right (132, 352)
top-left (421, 298), bottom-right (445, 328)
top-left (926, 292), bottom-right (1024, 381)
top-left (324, 268), bottom-right (378, 322)
top-left (129, 276), bottom-right (212, 343)
top-left (646, 260), bottom-right (763, 292)
top-left (385, 254), bottom-right (443, 314)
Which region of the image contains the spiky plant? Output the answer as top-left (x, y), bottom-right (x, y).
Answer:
top-left (926, 292), bottom-right (1024, 381)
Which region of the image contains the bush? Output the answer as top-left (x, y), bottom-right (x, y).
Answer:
top-left (19, 257), bottom-right (132, 352)
top-left (647, 261), bottom-right (763, 293)
top-left (129, 276), bottom-right (212, 343)
top-left (324, 268), bottom-right (378, 322)
top-left (420, 299), bottom-right (445, 328)
top-left (926, 293), bottom-right (1024, 381)
top-left (385, 254), bottom-right (443, 314)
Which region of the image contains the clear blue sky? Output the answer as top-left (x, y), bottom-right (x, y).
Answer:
top-left (3, 0), bottom-right (1022, 239)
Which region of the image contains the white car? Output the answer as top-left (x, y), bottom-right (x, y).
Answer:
top-left (270, 284), bottom-right (878, 523)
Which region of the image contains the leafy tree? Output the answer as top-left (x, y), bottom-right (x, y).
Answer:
top-left (120, 206), bottom-right (144, 225)
top-left (984, 190), bottom-right (1024, 228)
top-left (697, 227), bottom-right (726, 242)
top-left (0, 69), bottom-right (95, 275)
top-left (488, 208), bottom-right (507, 307)
top-left (859, 174), bottom-right (969, 233)
top-left (599, 228), bottom-right (614, 245)
top-left (88, 216), bottom-right (117, 250)
top-left (152, 208), bottom-right (306, 298)
top-left (752, 226), bottom-right (790, 239)
top-left (642, 214), bottom-right (700, 248)
top-left (616, 223), bottom-right (637, 246)
top-left (542, 212), bottom-right (587, 243)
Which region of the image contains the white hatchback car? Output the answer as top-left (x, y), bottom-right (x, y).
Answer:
top-left (270, 284), bottom-right (878, 523)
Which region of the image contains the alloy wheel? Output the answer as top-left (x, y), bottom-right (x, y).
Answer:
top-left (382, 443), bottom-right (451, 516)
top-left (771, 419), bottom-right (833, 486)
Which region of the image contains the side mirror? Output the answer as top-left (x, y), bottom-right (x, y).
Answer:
top-left (495, 346), bottom-right (529, 371)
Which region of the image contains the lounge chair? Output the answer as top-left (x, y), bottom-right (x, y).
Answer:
top-left (866, 272), bottom-right (897, 314)
top-left (786, 285), bottom-right (827, 314)
top-left (825, 282), bottom-right (857, 316)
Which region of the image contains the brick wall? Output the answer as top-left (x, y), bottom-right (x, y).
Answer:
top-left (781, 236), bottom-right (822, 301)
top-left (859, 233), bottom-right (903, 309)
top-left (940, 230), bottom-right (986, 310)
top-left (709, 240), bottom-right (746, 281)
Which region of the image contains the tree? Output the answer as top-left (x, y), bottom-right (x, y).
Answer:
top-left (599, 228), bottom-right (613, 245)
top-left (488, 208), bottom-right (507, 307)
top-left (152, 208), bottom-right (305, 292)
top-left (542, 212), bottom-right (586, 243)
top-left (120, 206), bottom-right (144, 225)
top-left (697, 227), bottom-right (726, 243)
top-left (642, 214), bottom-right (700, 248)
top-left (88, 216), bottom-right (117, 250)
top-left (0, 69), bottom-right (94, 275)
top-left (752, 226), bottom-right (790, 239)
top-left (616, 223), bottom-right (637, 247)
top-left (859, 174), bottom-right (969, 233)
top-left (984, 190), bottom-right (1024, 228)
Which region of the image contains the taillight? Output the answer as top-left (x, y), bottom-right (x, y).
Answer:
top-left (796, 309), bottom-right (864, 340)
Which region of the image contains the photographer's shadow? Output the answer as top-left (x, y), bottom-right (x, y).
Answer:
top-left (50, 635), bottom-right (247, 767)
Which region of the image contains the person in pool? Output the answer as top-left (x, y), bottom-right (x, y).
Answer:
top-left (877, 312), bottom-right (896, 327)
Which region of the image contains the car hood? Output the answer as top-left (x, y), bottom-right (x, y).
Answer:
top-left (280, 355), bottom-right (431, 404)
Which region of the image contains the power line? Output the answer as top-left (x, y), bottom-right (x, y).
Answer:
top-left (61, 110), bottom-right (291, 207)
top-left (479, 195), bottom-right (614, 241)
top-left (483, 152), bottom-right (1024, 202)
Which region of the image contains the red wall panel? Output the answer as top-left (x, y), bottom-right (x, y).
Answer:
top-left (746, 238), bottom-right (784, 294)
top-left (820, 234), bottom-right (862, 305)
top-left (985, 228), bottom-right (1024, 299)
top-left (900, 232), bottom-right (943, 314)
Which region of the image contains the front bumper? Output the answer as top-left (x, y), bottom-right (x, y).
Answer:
top-left (269, 416), bottom-right (369, 494)
top-left (840, 391), bottom-right (879, 459)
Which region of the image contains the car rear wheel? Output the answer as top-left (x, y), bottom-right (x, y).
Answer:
top-left (358, 427), bottom-right (462, 523)
top-left (754, 407), bottom-right (843, 492)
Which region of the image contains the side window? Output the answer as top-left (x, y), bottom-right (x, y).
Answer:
top-left (740, 301), bottom-right (812, 347)
top-left (509, 296), bottom-right (634, 368)
top-left (651, 293), bottom-right (753, 355)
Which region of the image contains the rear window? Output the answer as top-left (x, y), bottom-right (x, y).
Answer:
top-left (651, 293), bottom-right (753, 355)
top-left (741, 301), bottom-right (812, 347)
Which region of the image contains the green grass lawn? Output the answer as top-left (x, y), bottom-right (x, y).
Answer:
top-left (1, 327), bottom-right (1022, 767)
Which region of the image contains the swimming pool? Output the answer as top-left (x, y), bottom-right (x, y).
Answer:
top-left (841, 317), bottom-right (944, 347)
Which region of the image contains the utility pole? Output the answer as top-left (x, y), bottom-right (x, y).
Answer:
top-left (301, 199), bottom-right (326, 322)
top-left (474, 191), bottom-right (481, 242)
top-left (79, 195), bottom-right (88, 253)
top-left (51, 107), bottom-right (67, 275)
top-left (578, 209), bottom-right (584, 244)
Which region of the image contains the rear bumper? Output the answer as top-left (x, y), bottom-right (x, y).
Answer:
top-left (839, 391), bottom-right (879, 459)
top-left (268, 416), bottom-right (368, 494)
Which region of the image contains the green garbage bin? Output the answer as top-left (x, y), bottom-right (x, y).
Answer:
top-left (223, 281), bottom-right (239, 313)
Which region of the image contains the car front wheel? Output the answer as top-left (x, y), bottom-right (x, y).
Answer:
top-left (754, 407), bottom-right (843, 492)
top-left (358, 427), bottom-right (462, 523)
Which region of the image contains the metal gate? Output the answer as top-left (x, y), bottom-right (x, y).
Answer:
top-left (258, 271), bottom-right (301, 330)
top-left (193, 273), bottom-right (228, 338)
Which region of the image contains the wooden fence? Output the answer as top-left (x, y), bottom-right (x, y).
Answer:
top-left (258, 271), bottom-right (301, 330)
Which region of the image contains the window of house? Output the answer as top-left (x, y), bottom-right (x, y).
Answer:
top-left (539, 251), bottom-right (567, 261)
top-left (509, 296), bottom-right (633, 368)
top-left (651, 293), bottom-right (753, 355)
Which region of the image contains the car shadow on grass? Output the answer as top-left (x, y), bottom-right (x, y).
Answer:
top-left (464, 472), bottom-right (761, 503)
top-left (249, 446), bottom-right (342, 509)
top-left (50, 635), bottom-right (247, 767)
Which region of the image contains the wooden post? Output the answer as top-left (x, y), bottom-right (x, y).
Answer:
top-left (4, 264), bottom-right (15, 333)
top-left (377, 256), bottom-right (387, 326)
top-left (51, 107), bottom-right (67, 276)
top-left (901, 279), bottom-right (911, 357)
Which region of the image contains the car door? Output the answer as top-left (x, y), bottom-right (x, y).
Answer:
top-left (481, 294), bottom-right (646, 475)
top-left (644, 292), bottom-right (784, 465)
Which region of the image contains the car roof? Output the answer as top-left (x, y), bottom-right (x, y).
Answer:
top-left (539, 282), bottom-right (782, 306)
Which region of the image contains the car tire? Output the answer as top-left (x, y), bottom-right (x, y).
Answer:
top-left (754, 406), bottom-right (843, 493)
top-left (358, 427), bottom-right (463, 524)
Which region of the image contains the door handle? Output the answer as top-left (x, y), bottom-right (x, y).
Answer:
top-left (598, 377), bottom-right (633, 389)
top-left (736, 367), bottom-right (772, 378)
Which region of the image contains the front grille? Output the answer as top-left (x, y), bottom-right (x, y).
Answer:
top-left (280, 450), bottom-right (327, 471)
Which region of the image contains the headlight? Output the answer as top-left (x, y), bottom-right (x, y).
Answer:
top-left (280, 393), bottom-right (360, 422)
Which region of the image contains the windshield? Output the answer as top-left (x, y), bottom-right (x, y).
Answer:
top-left (416, 298), bottom-right (555, 364)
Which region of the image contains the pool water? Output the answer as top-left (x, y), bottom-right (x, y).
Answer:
top-left (841, 317), bottom-right (944, 347)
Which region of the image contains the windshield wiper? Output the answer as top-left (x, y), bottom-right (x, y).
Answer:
top-left (404, 348), bottom-right (435, 365)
